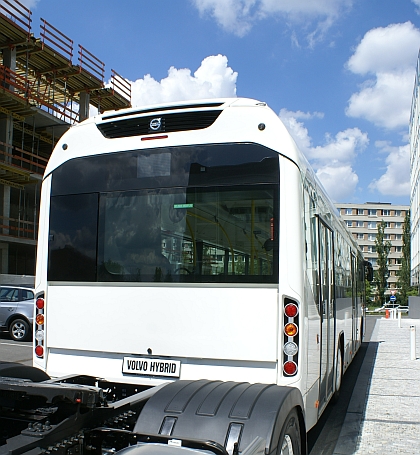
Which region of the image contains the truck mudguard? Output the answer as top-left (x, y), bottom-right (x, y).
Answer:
top-left (134, 380), bottom-right (305, 455)
top-left (0, 362), bottom-right (50, 382)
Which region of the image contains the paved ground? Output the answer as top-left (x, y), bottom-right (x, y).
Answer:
top-left (333, 317), bottom-right (420, 455)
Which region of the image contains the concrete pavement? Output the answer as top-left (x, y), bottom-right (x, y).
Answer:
top-left (333, 317), bottom-right (420, 455)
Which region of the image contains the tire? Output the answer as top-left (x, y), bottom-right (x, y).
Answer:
top-left (9, 318), bottom-right (31, 342)
top-left (278, 408), bottom-right (302, 455)
top-left (332, 344), bottom-right (343, 403)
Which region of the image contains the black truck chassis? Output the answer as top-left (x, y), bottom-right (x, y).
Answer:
top-left (0, 364), bottom-right (307, 455)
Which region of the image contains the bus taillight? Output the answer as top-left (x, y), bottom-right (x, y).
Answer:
top-left (284, 323), bottom-right (298, 337)
top-left (35, 296), bottom-right (45, 358)
top-left (284, 303), bottom-right (299, 318)
top-left (283, 361), bottom-right (297, 376)
top-left (283, 298), bottom-right (299, 377)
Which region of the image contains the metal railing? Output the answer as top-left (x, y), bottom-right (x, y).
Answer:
top-left (0, 140), bottom-right (48, 177)
top-left (0, 0), bottom-right (32, 35)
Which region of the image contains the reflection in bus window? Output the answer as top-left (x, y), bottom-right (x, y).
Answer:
top-left (97, 186), bottom-right (277, 283)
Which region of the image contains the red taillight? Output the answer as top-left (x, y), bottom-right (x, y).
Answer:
top-left (141, 135), bottom-right (168, 141)
top-left (284, 303), bottom-right (299, 318)
top-left (35, 345), bottom-right (44, 357)
top-left (283, 361), bottom-right (297, 376)
top-left (36, 298), bottom-right (44, 310)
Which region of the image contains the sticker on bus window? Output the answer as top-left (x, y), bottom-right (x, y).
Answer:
top-left (173, 204), bottom-right (193, 209)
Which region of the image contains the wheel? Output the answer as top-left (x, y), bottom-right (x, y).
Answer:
top-left (278, 408), bottom-right (302, 455)
top-left (9, 318), bottom-right (31, 342)
top-left (332, 344), bottom-right (343, 403)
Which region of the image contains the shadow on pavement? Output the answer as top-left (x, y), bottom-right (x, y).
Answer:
top-left (308, 319), bottom-right (380, 454)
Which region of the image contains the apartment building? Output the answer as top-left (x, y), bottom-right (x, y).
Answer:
top-left (336, 202), bottom-right (409, 293)
top-left (410, 50), bottom-right (420, 291)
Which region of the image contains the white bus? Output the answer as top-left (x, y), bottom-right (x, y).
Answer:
top-left (33, 98), bottom-right (369, 441)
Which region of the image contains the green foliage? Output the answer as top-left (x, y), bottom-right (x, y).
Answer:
top-left (397, 212), bottom-right (416, 304)
top-left (365, 279), bottom-right (372, 302)
top-left (374, 220), bottom-right (391, 306)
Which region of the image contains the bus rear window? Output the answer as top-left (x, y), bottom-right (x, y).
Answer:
top-left (48, 144), bottom-right (279, 284)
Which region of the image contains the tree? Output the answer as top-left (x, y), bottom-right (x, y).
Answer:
top-left (374, 220), bottom-right (391, 306)
top-left (365, 278), bottom-right (373, 305)
top-left (397, 211), bottom-right (417, 304)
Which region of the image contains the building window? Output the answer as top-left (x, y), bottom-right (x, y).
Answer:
top-left (384, 234), bottom-right (390, 240)
top-left (395, 222), bottom-right (402, 228)
top-left (382, 209), bottom-right (391, 216)
top-left (395, 258), bottom-right (402, 265)
top-left (346, 221), bottom-right (352, 227)
top-left (357, 209), bottom-right (364, 215)
top-left (368, 222), bottom-right (377, 229)
top-left (357, 233), bottom-right (364, 239)
top-left (384, 222), bottom-right (391, 228)
top-left (357, 221), bottom-right (364, 227)
top-left (345, 208), bottom-right (352, 215)
top-left (368, 209), bottom-right (377, 216)
top-left (395, 246), bottom-right (402, 253)
top-left (368, 234), bottom-right (376, 241)
top-left (395, 210), bottom-right (401, 216)
top-left (395, 234), bottom-right (402, 240)
top-left (368, 246), bottom-right (376, 253)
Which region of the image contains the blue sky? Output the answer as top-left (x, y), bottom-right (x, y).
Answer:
top-left (18, 0), bottom-right (420, 205)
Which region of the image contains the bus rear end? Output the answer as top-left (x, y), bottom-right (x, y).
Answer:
top-left (33, 100), bottom-right (298, 387)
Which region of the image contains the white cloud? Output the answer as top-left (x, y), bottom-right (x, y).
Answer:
top-left (308, 128), bottom-right (369, 165)
top-left (346, 22), bottom-right (420, 130)
top-left (346, 70), bottom-right (415, 130)
top-left (368, 143), bottom-right (410, 197)
top-left (316, 165), bottom-right (359, 201)
top-left (279, 109), bottom-right (368, 201)
top-left (191, 0), bottom-right (352, 41)
top-left (129, 55), bottom-right (237, 106)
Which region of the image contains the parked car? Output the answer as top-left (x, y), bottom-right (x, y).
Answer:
top-left (0, 285), bottom-right (34, 341)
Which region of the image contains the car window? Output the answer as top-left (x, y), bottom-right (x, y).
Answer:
top-left (21, 290), bottom-right (34, 301)
top-left (0, 288), bottom-right (18, 302)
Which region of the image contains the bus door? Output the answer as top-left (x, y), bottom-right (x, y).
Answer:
top-left (318, 219), bottom-right (335, 410)
top-left (351, 253), bottom-right (358, 353)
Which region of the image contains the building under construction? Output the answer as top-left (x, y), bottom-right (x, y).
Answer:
top-left (0, 0), bottom-right (131, 282)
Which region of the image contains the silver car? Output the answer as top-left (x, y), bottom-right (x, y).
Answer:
top-left (0, 286), bottom-right (34, 341)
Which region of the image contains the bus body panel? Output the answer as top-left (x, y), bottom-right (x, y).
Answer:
top-left (45, 285), bottom-right (278, 362)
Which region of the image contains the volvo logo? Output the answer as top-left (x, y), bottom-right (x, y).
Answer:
top-left (149, 117), bottom-right (162, 131)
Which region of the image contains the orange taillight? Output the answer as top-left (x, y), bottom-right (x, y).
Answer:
top-left (284, 322), bottom-right (298, 337)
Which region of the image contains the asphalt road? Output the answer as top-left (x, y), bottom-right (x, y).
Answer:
top-left (0, 331), bottom-right (32, 365)
top-left (0, 318), bottom-right (378, 454)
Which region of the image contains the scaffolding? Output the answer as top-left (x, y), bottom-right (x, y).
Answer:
top-left (0, 0), bottom-right (132, 261)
